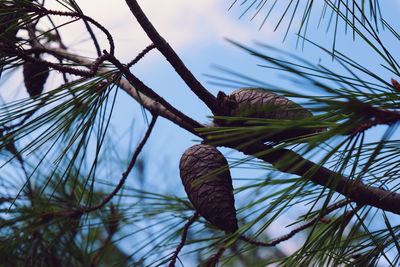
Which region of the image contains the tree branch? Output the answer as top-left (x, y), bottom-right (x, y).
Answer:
top-left (237, 143), bottom-right (400, 215)
top-left (30, 5), bottom-right (115, 55)
top-left (127, 44), bottom-right (155, 68)
top-left (37, 46), bottom-right (203, 135)
top-left (124, 0), bottom-right (219, 114)
top-left (103, 51), bottom-right (205, 135)
top-left (35, 47), bottom-right (400, 217)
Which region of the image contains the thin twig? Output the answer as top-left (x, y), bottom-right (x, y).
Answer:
top-left (79, 115), bottom-right (157, 214)
top-left (168, 212), bottom-right (199, 267)
top-left (204, 246), bottom-right (226, 267)
top-left (4, 44), bottom-right (93, 77)
top-left (29, 5), bottom-right (115, 55)
top-left (79, 15), bottom-right (102, 56)
top-left (127, 44), bottom-right (156, 68)
top-left (239, 200), bottom-right (352, 247)
top-left (62, 0), bottom-right (101, 55)
top-left (36, 115), bottom-right (156, 222)
top-left (124, 0), bottom-right (219, 114)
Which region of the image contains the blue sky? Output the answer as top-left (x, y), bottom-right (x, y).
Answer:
top-left (38, 0), bottom-right (289, 188)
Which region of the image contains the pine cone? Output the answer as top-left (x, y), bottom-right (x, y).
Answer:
top-left (215, 88), bottom-right (321, 141)
top-left (230, 88), bottom-right (312, 120)
top-left (23, 62), bottom-right (49, 98)
top-left (179, 144), bottom-right (238, 233)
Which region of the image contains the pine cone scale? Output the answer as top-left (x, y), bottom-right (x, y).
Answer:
top-left (215, 87), bottom-right (322, 142)
top-left (179, 144), bottom-right (238, 233)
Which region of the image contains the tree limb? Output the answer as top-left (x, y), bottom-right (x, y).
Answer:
top-left (238, 143), bottom-right (400, 215)
top-left (124, 0), bottom-right (219, 114)
top-left (37, 47), bottom-right (400, 217)
top-left (37, 46), bottom-right (203, 135)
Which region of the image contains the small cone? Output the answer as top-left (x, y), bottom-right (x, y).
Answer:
top-left (23, 62), bottom-right (49, 98)
top-left (179, 144), bottom-right (238, 233)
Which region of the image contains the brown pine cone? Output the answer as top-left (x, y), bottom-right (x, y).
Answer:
top-left (229, 88), bottom-right (312, 120)
top-left (215, 88), bottom-right (321, 141)
top-left (23, 62), bottom-right (49, 98)
top-left (179, 144), bottom-right (238, 233)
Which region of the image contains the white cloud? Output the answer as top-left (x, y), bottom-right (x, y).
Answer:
top-left (138, 1), bottom-right (254, 46)
top-left (44, 1), bottom-right (274, 59)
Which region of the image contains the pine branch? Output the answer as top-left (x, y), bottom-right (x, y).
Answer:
top-left (238, 143), bottom-right (400, 215)
top-left (35, 45), bottom-right (203, 134)
top-left (32, 46), bottom-right (400, 217)
top-left (2, 1), bottom-right (398, 265)
top-left (28, 5), bottom-right (116, 55)
top-left (103, 50), bottom-right (206, 135)
top-left (126, 44), bottom-right (155, 68)
top-left (124, 0), bottom-right (219, 114)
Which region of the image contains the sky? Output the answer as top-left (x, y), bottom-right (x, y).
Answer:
top-left (40, 0), bottom-right (287, 186)
top-left (2, 0), bottom-right (400, 264)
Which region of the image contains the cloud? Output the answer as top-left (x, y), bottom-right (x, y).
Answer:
top-left (44, 1), bottom-right (274, 58)
top-left (138, 1), bottom-right (254, 46)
